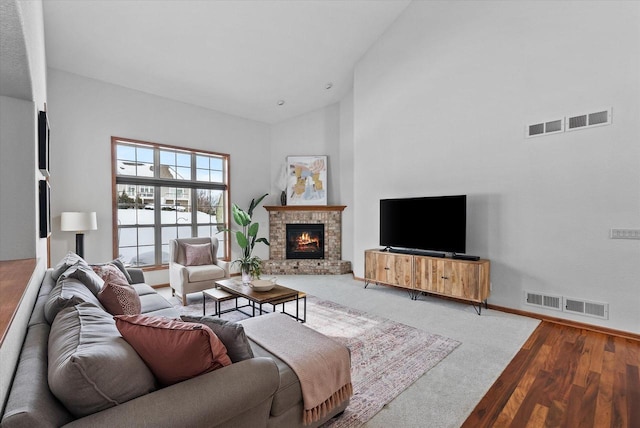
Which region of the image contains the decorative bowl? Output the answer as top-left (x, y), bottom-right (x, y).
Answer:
top-left (250, 279), bottom-right (275, 292)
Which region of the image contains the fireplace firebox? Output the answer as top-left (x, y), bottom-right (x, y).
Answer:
top-left (286, 224), bottom-right (324, 259)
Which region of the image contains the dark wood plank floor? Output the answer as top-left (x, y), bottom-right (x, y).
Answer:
top-left (462, 321), bottom-right (640, 428)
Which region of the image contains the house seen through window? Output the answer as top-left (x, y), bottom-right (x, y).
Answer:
top-left (112, 137), bottom-right (229, 267)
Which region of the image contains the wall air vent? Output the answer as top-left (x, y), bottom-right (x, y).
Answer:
top-left (564, 297), bottom-right (609, 320)
top-left (524, 291), bottom-right (562, 311)
top-left (528, 123), bottom-right (544, 136)
top-left (566, 107), bottom-right (612, 131)
top-left (568, 115), bottom-right (587, 129)
top-left (526, 118), bottom-right (564, 138)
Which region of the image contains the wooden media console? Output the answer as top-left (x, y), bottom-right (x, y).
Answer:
top-left (364, 249), bottom-right (490, 314)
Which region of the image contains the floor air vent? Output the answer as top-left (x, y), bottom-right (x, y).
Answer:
top-left (564, 297), bottom-right (609, 319)
top-left (524, 291), bottom-right (562, 311)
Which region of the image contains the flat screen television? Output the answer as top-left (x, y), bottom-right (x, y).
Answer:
top-left (380, 195), bottom-right (466, 254)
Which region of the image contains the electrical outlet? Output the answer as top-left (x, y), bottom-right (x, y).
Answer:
top-left (610, 229), bottom-right (640, 239)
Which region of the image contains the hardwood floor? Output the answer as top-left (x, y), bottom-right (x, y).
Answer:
top-left (462, 321), bottom-right (640, 428)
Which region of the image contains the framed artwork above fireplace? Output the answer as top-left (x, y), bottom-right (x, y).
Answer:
top-left (286, 155), bottom-right (327, 205)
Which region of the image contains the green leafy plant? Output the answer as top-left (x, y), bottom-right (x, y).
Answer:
top-left (226, 193), bottom-right (270, 279)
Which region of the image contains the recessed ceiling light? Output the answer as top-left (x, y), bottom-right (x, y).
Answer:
top-left (325, 82), bottom-right (333, 90)
top-left (277, 100), bottom-right (285, 106)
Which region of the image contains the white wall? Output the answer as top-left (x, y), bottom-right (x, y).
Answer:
top-left (270, 103), bottom-right (341, 203)
top-left (0, 0), bottom-right (48, 262)
top-left (47, 69), bottom-right (271, 283)
top-left (0, 96), bottom-right (37, 260)
top-left (353, 1), bottom-right (640, 333)
top-left (269, 101), bottom-right (355, 263)
top-left (16, 0), bottom-right (47, 109)
top-left (338, 90), bottom-right (355, 265)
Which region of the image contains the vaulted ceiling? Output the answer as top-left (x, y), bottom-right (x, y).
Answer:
top-left (42, 0), bottom-right (410, 123)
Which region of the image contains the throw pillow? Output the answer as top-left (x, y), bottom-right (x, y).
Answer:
top-left (114, 315), bottom-right (231, 386)
top-left (48, 304), bottom-right (156, 418)
top-left (181, 315), bottom-right (254, 363)
top-left (51, 252), bottom-right (87, 282)
top-left (91, 259), bottom-right (133, 284)
top-left (44, 277), bottom-right (104, 324)
top-left (111, 258), bottom-right (133, 283)
top-left (91, 263), bottom-right (130, 286)
top-left (98, 281), bottom-right (141, 315)
top-left (61, 262), bottom-right (104, 296)
top-left (183, 243), bottom-right (212, 266)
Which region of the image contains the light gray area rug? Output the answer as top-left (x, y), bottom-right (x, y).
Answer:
top-left (163, 274), bottom-right (539, 427)
top-left (173, 293), bottom-right (461, 428)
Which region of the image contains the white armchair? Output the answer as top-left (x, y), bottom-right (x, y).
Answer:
top-left (169, 237), bottom-right (230, 305)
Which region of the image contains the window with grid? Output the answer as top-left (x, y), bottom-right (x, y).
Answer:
top-left (112, 137), bottom-right (229, 267)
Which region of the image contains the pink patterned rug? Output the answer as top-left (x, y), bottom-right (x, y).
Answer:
top-left (173, 294), bottom-right (460, 427)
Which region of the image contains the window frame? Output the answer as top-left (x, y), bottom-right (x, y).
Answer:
top-left (111, 136), bottom-right (231, 269)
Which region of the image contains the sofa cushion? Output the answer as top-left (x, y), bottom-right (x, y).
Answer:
top-left (44, 277), bottom-right (104, 324)
top-left (98, 280), bottom-right (142, 315)
top-left (131, 282), bottom-right (156, 296)
top-left (139, 293), bottom-right (175, 313)
top-left (143, 307), bottom-right (182, 319)
top-left (51, 252), bottom-right (86, 282)
top-left (48, 304), bottom-right (157, 418)
top-left (114, 315), bottom-right (231, 386)
top-left (186, 264), bottom-right (227, 282)
top-left (62, 262), bottom-right (105, 295)
top-left (184, 243), bottom-right (213, 266)
top-left (181, 315), bottom-right (254, 363)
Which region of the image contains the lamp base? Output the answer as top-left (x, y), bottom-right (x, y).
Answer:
top-left (75, 233), bottom-right (85, 259)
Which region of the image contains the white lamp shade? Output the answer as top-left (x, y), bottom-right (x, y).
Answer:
top-left (61, 212), bottom-right (97, 232)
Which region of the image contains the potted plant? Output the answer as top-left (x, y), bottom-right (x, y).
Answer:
top-left (226, 193), bottom-right (270, 283)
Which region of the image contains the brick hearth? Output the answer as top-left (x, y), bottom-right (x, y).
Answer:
top-left (261, 205), bottom-right (352, 275)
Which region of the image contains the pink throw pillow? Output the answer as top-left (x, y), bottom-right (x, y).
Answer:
top-left (98, 281), bottom-right (141, 315)
top-left (114, 315), bottom-right (231, 386)
top-left (92, 263), bottom-right (130, 286)
top-left (184, 243), bottom-right (213, 266)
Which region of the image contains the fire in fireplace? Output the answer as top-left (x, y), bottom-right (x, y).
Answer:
top-left (286, 224), bottom-right (324, 259)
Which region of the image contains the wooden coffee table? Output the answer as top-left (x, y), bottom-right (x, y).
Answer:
top-left (215, 278), bottom-right (306, 322)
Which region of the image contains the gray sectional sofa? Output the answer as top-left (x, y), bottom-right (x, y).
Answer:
top-left (1, 260), bottom-right (349, 428)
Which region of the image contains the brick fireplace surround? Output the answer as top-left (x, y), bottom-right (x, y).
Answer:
top-left (261, 205), bottom-right (352, 275)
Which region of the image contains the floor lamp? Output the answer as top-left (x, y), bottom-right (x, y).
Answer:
top-left (61, 212), bottom-right (97, 259)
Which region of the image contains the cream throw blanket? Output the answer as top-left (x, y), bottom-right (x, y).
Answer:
top-left (242, 313), bottom-right (352, 425)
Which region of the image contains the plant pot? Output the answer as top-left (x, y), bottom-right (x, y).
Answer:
top-left (241, 269), bottom-right (252, 284)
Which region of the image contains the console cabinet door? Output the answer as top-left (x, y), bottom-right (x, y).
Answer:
top-left (439, 260), bottom-right (488, 301)
top-left (365, 251), bottom-right (413, 288)
top-left (415, 257), bottom-right (490, 302)
top-left (414, 256), bottom-right (439, 292)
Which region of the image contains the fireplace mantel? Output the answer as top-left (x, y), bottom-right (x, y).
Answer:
top-left (262, 205), bottom-right (351, 275)
top-left (264, 205), bottom-right (346, 212)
